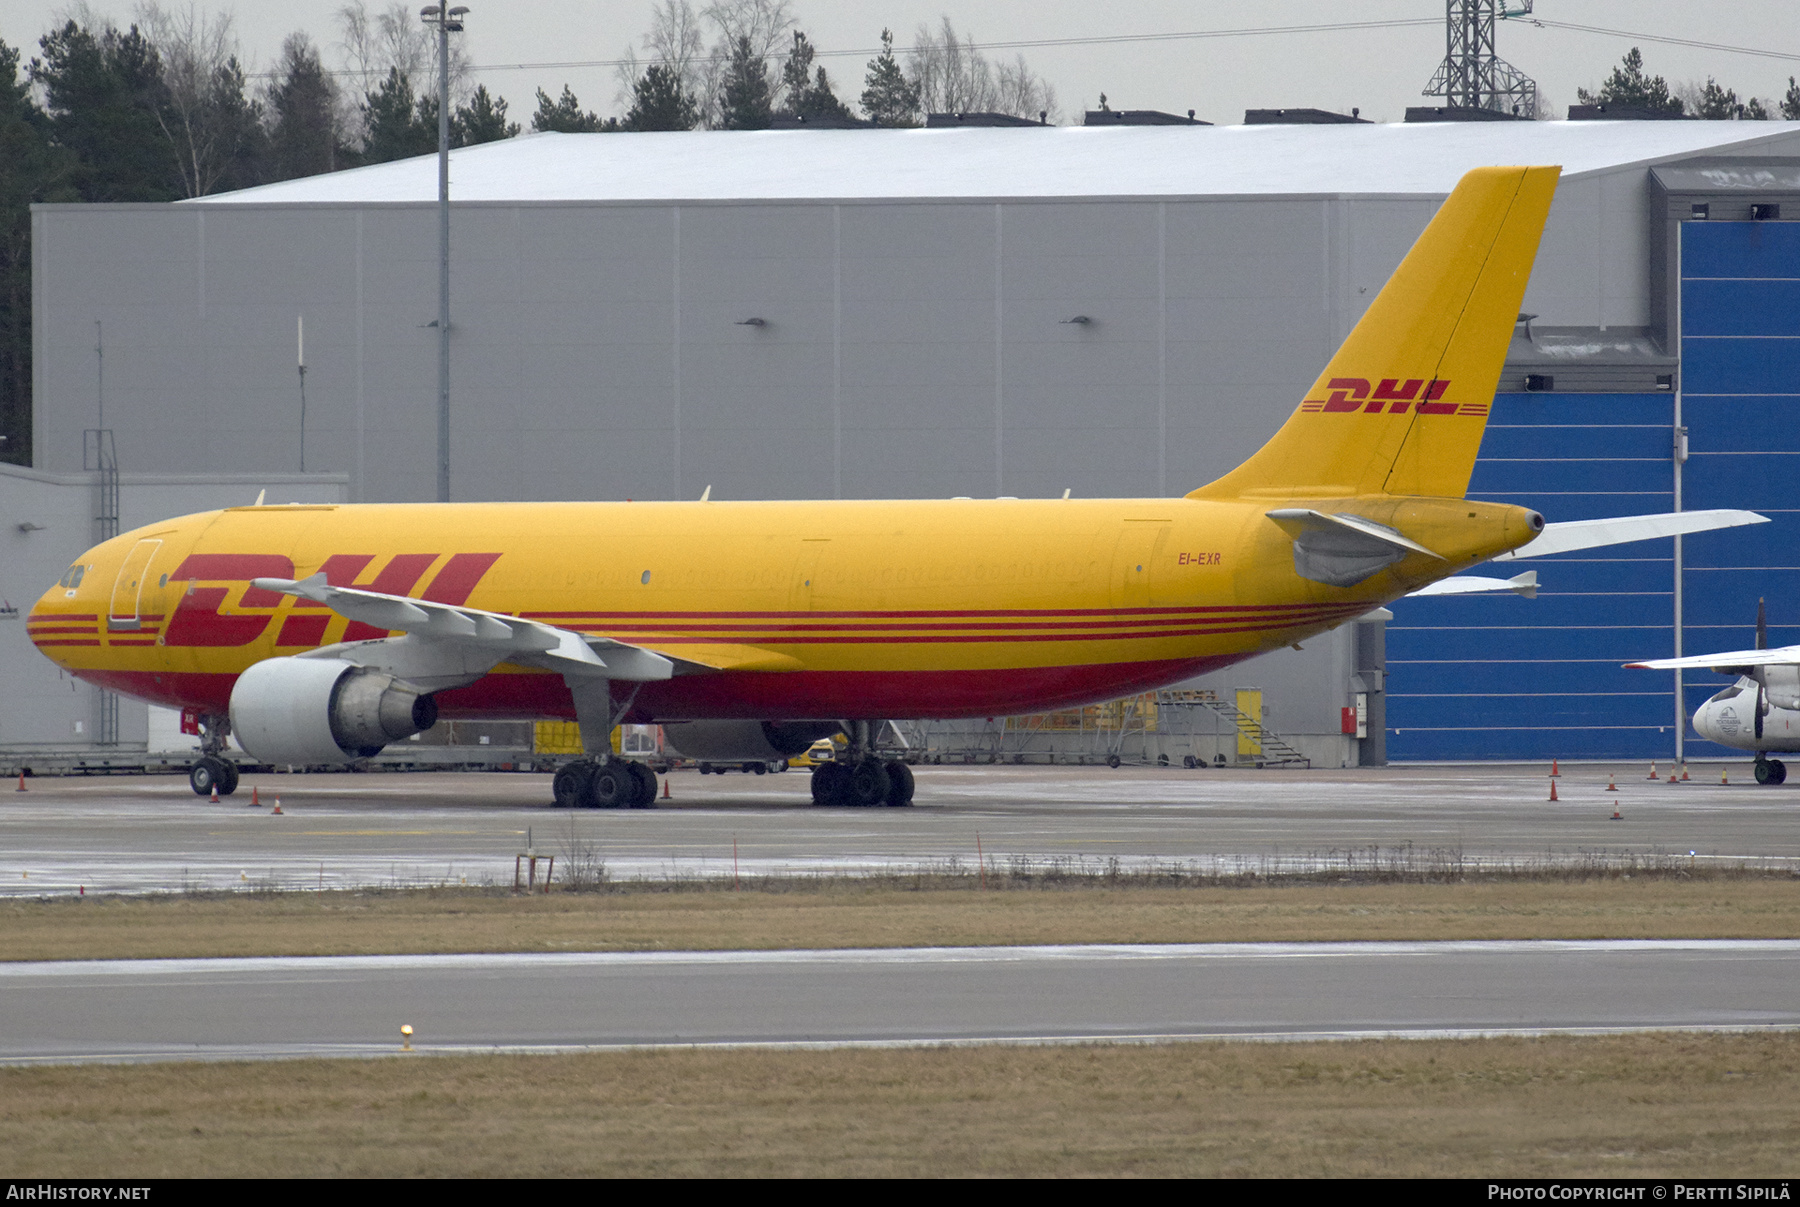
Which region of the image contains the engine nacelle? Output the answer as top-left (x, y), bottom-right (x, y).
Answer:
top-left (229, 657), bottom-right (439, 764)
top-left (661, 720), bottom-right (840, 762)
top-left (1765, 666), bottom-right (1800, 712)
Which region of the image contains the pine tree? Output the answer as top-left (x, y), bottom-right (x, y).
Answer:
top-left (779, 30), bottom-right (814, 111)
top-left (1576, 47), bottom-right (1683, 115)
top-left (860, 28), bottom-right (919, 126)
top-left (1695, 77), bottom-right (1743, 120)
top-left (719, 36), bottom-right (772, 129)
top-left (1782, 78), bottom-right (1800, 121)
top-left (531, 85), bottom-right (602, 133)
top-left (455, 85), bottom-right (518, 145)
top-left (266, 33), bottom-right (343, 180)
top-left (362, 67), bottom-right (435, 162)
top-left (624, 64), bottom-right (698, 131)
top-left (1744, 97), bottom-right (1771, 121)
top-left (31, 20), bottom-right (180, 202)
top-left (0, 37), bottom-right (76, 467)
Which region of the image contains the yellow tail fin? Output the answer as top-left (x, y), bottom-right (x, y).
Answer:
top-left (1192, 165), bottom-right (1560, 502)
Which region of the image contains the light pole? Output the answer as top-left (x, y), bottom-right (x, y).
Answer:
top-left (420, 4), bottom-right (466, 502)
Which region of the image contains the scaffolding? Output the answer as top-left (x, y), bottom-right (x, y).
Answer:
top-left (905, 689), bottom-right (1310, 768)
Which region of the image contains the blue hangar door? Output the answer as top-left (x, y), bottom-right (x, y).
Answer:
top-left (1385, 218), bottom-right (1798, 762)
top-left (1676, 219), bottom-right (1800, 759)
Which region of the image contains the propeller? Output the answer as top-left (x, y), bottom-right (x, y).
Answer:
top-left (1754, 597), bottom-right (1768, 745)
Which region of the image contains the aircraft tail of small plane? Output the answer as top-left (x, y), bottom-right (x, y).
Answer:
top-left (1193, 165), bottom-right (1560, 503)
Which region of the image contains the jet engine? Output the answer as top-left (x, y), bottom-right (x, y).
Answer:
top-left (661, 720), bottom-right (841, 762)
top-left (229, 656), bottom-right (438, 764)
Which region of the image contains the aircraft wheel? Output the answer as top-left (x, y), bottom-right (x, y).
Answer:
top-left (1771, 759), bottom-right (1789, 786)
top-left (749, 762), bottom-right (765, 775)
top-left (811, 761), bottom-right (849, 807)
top-left (1756, 759), bottom-right (1776, 785)
top-left (216, 760), bottom-right (240, 796)
top-left (846, 758), bottom-right (891, 808)
top-left (586, 761), bottom-right (633, 808)
top-left (552, 762), bottom-right (592, 808)
top-left (1107, 754), bottom-right (1121, 769)
top-left (1182, 755), bottom-right (1198, 769)
top-left (189, 757), bottom-right (229, 797)
top-left (884, 759), bottom-right (915, 807)
top-left (627, 761), bottom-right (658, 807)
top-left (698, 762), bottom-right (714, 776)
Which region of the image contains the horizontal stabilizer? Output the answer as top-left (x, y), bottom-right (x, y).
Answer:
top-left (1266, 509), bottom-right (1443, 588)
top-left (1408, 570), bottom-right (1538, 599)
top-left (1493, 509), bottom-right (1767, 561)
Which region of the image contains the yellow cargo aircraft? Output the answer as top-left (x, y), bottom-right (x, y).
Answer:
top-left (27, 165), bottom-right (1717, 808)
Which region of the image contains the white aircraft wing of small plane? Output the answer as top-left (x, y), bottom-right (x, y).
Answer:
top-left (1407, 509), bottom-right (1767, 597)
top-left (1625, 645), bottom-right (1800, 671)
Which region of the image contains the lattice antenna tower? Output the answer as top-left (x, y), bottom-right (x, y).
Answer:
top-left (1422, 0), bottom-right (1539, 117)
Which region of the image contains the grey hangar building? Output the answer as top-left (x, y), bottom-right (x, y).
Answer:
top-left (10, 119), bottom-right (1800, 767)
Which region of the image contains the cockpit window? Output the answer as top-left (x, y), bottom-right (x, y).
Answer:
top-left (58, 564), bottom-right (87, 589)
top-left (1707, 685), bottom-right (1742, 705)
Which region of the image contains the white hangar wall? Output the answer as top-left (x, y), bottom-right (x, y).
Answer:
top-left (32, 194), bottom-right (1441, 506)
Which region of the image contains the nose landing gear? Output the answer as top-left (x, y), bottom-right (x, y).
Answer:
top-left (187, 713), bottom-right (239, 797)
top-left (1754, 757), bottom-right (1787, 785)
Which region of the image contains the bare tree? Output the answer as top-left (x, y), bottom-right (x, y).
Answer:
top-left (908, 17), bottom-right (993, 114)
top-left (336, 1), bottom-right (469, 146)
top-left (994, 53), bottom-right (1057, 123)
top-left (136, 3), bottom-right (253, 196)
top-left (909, 19), bottom-right (1058, 121)
top-left (618, 0), bottom-right (797, 128)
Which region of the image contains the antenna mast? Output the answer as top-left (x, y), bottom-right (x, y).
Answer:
top-left (1422, 0), bottom-right (1539, 117)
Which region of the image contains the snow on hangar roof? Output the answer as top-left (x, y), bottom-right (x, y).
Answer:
top-left (196, 121), bottom-right (1800, 206)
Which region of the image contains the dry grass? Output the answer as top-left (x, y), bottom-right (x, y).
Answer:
top-left (3, 1032), bottom-right (1796, 1176)
top-left (4, 877), bottom-right (1798, 962)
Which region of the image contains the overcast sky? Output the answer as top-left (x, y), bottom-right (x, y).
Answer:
top-left (4, 1), bottom-right (1797, 126)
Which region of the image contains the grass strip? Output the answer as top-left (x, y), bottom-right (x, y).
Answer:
top-left (4, 877), bottom-right (1798, 962)
top-left (3, 1032), bottom-right (1796, 1177)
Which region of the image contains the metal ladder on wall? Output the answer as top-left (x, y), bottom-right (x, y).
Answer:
top-left (85, 428), bottom-right (120, 746)
top-left (1173, 689), bottom-right (1311, 768)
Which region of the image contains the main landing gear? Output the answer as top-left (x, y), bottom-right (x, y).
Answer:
top-left (188, 713), bottom-right (239, 797)
top-left (552, 758), bottom-right (659, 809)
top-left (808, 721), bottom-right (916, 807)
top-left (1755, 757), bottom-right (1788, 786)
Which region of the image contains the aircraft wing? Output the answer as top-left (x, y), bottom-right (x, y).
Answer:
top-left (251, 574), bottom-right (675, 681)
top-left (1407, 570), bottom-right (1537, 599)
top-left (1626, 645), bottom-right (1800, 672)
top-left (1492, 509), bottom-right (1767, 561)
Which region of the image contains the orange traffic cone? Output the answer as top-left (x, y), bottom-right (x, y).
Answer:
top-left (209, 784), bottom-right (219, 803)
top-left (1606, 775), bottom-right (1618, 792)
top-left (1680, 763), bottom-right (1691, 782)
top-left (661, 777), bottom-right (671, 799)
top-left (1611, 806), bottom-right (1623, 820)
top-left (272, 797), bottom-right (283, 815)
top-left (251, 785), bottom-right (260, 806)
top-left (1549, 779), bottom-right (1559, 802)
top-left (1647, 760), bottom-right (1659, 780)
top-left (1550, 758), bottom-right (1561, 778)
top-left (15, 772), bottom-right (25, 792)
top-left (1722, 767), bottom-right (1730, 785)
top-left (1668, 770), bottom-right (1680, 783)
